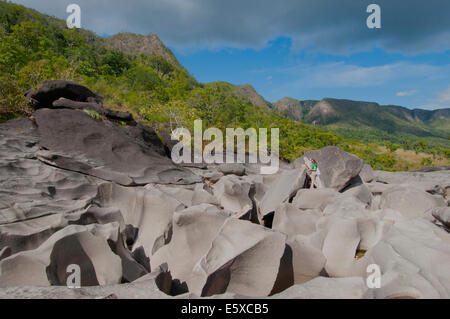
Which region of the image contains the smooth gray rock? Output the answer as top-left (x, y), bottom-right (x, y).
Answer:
top-left (431, 207), bottom-right (450, 228)
top-left (0, 266), bottom-right (172, 299)
top-left (292, 188), bottom-right (338, 211)
top-left (340, 176), bottom-right (373, 206)
top-left (218, 163), bottom-right (246, 176)
top-left (320, 218), bottom-right (371, 278)
top-left (34, 108), bottom-right (201, 186)
top-left (98, 183), bottom-right (185, 257)
top-left (0, 206), bottom-right (125, 258)
top-left (272, 203), bottom-right (319, 240)
top-left (295, 146), bottom-right (364, 191)
top-left (375, 170), bottom-right (450, 188)
top-left (379, 186), bottom-right (444, 219)
top-left (151, 184), bottom-right (218, 208)
top-left (289, 234), bottom-right (326, 284)
top-left (213, 175), bottom-right (253, 218)
top-left (360, 164), bottom-right (375, 183)
top-left (0, 223), bottom-right (123, 288)
top-left (370, 218), bottom-right (450, 298)
top-left (270, 277), bottom-right (369, 299)
top-left (0, 119), bottom-right (99, 225)
top-left (259, 167), bottom-right (306, 222)
top-left (190, 218), bottom-right (286, 297)
top-left (150, 205), bottom-right (232, 291)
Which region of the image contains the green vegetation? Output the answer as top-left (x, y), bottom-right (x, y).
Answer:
top-left (0, 1), bottom-right (448, 171)
top-left (83, 109), bottom-right (102, 120)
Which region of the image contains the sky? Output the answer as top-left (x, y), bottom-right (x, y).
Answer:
top-left (10, 0), bottom-right (450, 110)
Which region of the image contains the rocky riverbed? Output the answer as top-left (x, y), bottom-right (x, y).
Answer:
top-left (0, 81), bottom-right (449, 299)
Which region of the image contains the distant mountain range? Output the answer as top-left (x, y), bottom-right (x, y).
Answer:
top-left (271, 97), bottom-right (450, 147)
top-left (214, 83), bottom-right (450, 147)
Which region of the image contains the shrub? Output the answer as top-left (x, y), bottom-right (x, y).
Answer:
top-left (83, 109), bottom-right (102, 120)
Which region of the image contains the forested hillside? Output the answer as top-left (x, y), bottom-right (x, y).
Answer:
top-left (0, 1), bottom-right (449, 171)
top-left (273, 97), bottom-right (450, 150)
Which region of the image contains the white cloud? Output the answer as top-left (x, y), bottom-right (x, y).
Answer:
top-left (436, 85), bottom-right (450, 105)
top-left (419, 85), bottom-right (450, 110)
top-left (270, 62), bottom-right (447, 89)
top-left (10, 0), bottom-right (450, 54)
top-left (397, 90), bottom-right (418, 97)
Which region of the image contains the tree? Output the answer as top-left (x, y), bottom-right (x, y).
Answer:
top-left (386, 142), bottom-right (400, 153)
top-left (100, 51), bottom-right (130, 76)
top-left (0, 21), bottom-right (51, 72)
top-left (421, 157), bottom-right (432, 166)
top-left (412, 141), bottom-right (427, 154)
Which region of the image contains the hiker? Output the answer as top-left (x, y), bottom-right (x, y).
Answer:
top-left (310, 159), bottom-right (322, 189)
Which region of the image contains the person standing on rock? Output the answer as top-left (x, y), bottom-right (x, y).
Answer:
top-left (310, 159), bottom-right (322, 189)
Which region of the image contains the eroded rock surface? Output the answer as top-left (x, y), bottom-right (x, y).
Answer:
top-left (0, 82), bottom-right (449, 299)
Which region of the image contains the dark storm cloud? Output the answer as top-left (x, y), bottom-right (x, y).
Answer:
top-left (11, 0), bottom-right (450, 53)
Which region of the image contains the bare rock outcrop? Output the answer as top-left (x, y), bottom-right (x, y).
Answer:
top-left (0, 223), bottom-right (123, 288)
top-left (189, 218), bottom-right (286, 297)
top-left (379, 186), bottom-right (445, 219)
top-left (258, 167), bottom-right (306, 224)
top-left (1, 81), bottom-right (449, 299)
top-left (213, 175), bottom-right (253, 219)
top-left (294, 146), bottom-right (364, 191)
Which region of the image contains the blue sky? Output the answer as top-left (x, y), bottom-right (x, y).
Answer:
top-left (11, 0), bottom-right (450, 109)
top-left (173, 39), bottom-right (450, 108)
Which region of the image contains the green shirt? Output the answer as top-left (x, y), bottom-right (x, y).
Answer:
top-left (312, 163), bottom-right (318, 170)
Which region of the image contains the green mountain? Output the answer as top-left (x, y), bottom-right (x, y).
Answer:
top-left (273, 97), bottom-right (450, 148)
top-left (104, 33), bottom-right (182, 66)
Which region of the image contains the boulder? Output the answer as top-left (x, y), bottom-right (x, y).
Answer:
top-left (0, 206), bottom-right (125, 258)
top-left (26, 80), bottom-right (103, 109)
top-left (203, 171), bottom-right (224, 183)
top-left (213, 175), bottom-right (253, 219)
top-left (289, 234), bottom-right (326, 284)
top-left (217, 163), bottom-right (246, 176)
top-left (360, 164), bottom-right (375, 183)
top-left (379, 186), bottom-right (444, 219)
top-left (258, 167), bottom-right (306, 223)
top-left (52, 98), bottom-right (136, 124)
top-left (150, 205), bottom-right (232, 291)
top-left (34, 108), bottom-right (201, 186)
top-left (374, 170), bottom-right (450, 188)
top-left (320, 219), bottom-right (371, 278)
top-left (0, 265), bottom-right (172, 299)
top-left (370, 218), bottom-right (450, 298)
top-left (98, 183), bottom-right (185, 257)
top-left (431, 207), bottom-right (450, 228)
top-left (189, 218), bottom-right (286, 297)
top-left (292, 188), bottom-right (338, 211)
top-left (0, 118), bottom-right (99, 225)
top-left (152, 184), bottom-right (218, 208)
top-left (295, 146), bottom-right (364, 191)
top-left (322, 196), bottom-right (369, 219)
top-left (272, 203), bottom-right (319, 239)
top-left (340, 176), bottom-right (373, 206)
top-left (366, 182), bottom-right (395, 195)
top-left (0, 223), bottom-right (123, 288)
top-left (270, 277), bottom-right (369, 299)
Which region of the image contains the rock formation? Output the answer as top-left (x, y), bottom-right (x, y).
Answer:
top-left (0, 81), bottom-right (449, 299)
